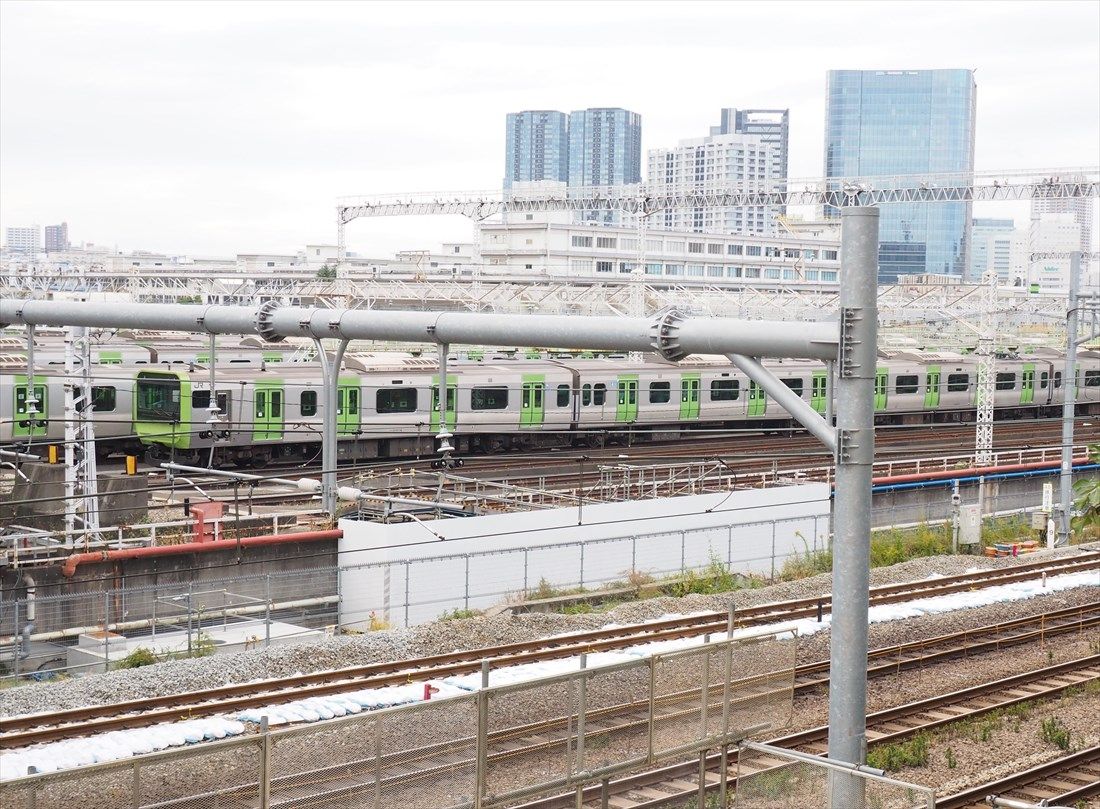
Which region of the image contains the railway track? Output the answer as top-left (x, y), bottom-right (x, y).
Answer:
top-left (936, 745), bottom-right (1100, 809)
top-left (4, 553), bottom-right (1097, 749)
top-left (97, 653), bottom-right (1100, 809)
top-left (513, 655), bottom-right (1100, 809)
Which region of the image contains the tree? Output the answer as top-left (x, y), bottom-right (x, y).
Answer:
top-left (1071, 443), bottom-right (1100, 537)
top-left (316, 264), bottom-right (337, 279)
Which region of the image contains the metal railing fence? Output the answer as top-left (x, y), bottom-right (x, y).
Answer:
top-left (1, 628), bottom-right (797, 809)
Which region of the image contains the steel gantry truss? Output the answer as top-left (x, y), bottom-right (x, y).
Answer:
top-left (336, 167), bottom-right (1099, 255)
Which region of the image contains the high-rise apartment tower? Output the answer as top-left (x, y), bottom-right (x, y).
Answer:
top-left (504, 111), bottom-right (569, 190)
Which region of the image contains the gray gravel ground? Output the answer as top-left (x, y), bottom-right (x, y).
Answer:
top-left (2, 544), bottom-right (1097, 719)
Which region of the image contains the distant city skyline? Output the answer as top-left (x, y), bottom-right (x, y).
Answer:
top-left (1, 1), bottom-right (1096, 256)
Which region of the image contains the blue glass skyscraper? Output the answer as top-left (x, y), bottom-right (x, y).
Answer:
top-left (824, 70), bottom-right (977, 281)
top-left (567, 108), bottom-right (642, 187)
top-left (504, 111), bottom-right (569, 189)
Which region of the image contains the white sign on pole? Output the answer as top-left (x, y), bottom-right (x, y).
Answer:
top-left (1042, 482), bottom-right (1054, 514)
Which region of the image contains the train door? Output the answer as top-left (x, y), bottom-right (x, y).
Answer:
top-left (337, 379), bottom-right (361, 435)
top-left (924, 367), bottom-right (941, 409)
top-left (679, 374), bottom-right (700, 420)
top-left (874, 368), bottom-right (889, 412)
top-left (616, 375), bottom-right (639, 422)
top-left (1021, 364), bottom-right (1035, 405)
top-left (811, 371), bottom-right (828, 415)
top-left (12, 376), bottom-right (48, 438)
top-left (430, 375), bottom-right (457, 433)
top-left (253, 383), bottom-right (285, 441)
top-left (747, 380), bottom-right (767, 417)
top-left (520, 375), bottom-right (545, 428)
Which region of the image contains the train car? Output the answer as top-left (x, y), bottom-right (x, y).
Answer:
top-left (4, 348), bottom-right (1099, 466)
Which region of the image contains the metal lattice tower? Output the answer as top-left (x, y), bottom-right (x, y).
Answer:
top-left (974, 269), bottom-right (999, 466)
top-left (63, 325), bottom-right (100, 542)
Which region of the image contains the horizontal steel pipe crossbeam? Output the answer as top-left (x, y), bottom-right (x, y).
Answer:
top-left (0, 299), bottom-right (839, 360)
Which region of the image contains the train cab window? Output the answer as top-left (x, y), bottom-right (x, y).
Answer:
top-left (781, 378), bottom-right (804, 398)
top-left (135, 374), bottom-right (181, 421)
top-left (192, 390), bottom-right (229, 415)
top-left (1084, 370), bottom-right (1100, 388)
top-left (650, 381), bottom-right (671, 404)
top-left (376, 388), bottom-right (418, 413)
top-left (471, 387), bottom-right (508, 410)
top-left (895, 375), bottom-right (919, 395)
top-left (582, 384), bottom-right (592, 406)
top-left (995, 373), bottom-right (1017, 391)
top-left (91, 386), bottom-right (116, 412)
top-left (947, 373), bottom-right (970, 392)
top-left (556, 384), bottom-right (571, 407)
top-left (710, 379), bottom-right (739, 401)
top-left (1040, 372), bottom-right (1049, 389)
top-left (1054, 372), bottom-right (1063, 389)
top-left (593, 383), bottom-right (607, 406)
top-left (300, 390), bottom-right (318, 416)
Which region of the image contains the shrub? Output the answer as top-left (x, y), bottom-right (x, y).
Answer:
top-left (1040, 717), bottom-right (1071, 751)
top-left (117, 647), bottom-right (158, 669)
top-left (867, 733), bottom-right (931, 771)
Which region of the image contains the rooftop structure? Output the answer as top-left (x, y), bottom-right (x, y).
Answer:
top-left (712, 108), bottom-right (790, 214)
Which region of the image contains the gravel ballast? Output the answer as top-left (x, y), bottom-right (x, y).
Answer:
top-left (2, 545), bottom-right (1097, 719)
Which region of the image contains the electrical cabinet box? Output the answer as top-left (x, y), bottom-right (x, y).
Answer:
top-left (959, 503), bottom-right (983, 546)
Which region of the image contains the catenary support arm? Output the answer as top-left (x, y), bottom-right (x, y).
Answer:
top-left (725, 354), bottom-right (837, 453)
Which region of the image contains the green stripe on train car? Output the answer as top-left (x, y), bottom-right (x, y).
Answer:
top-left (924, 366), bottom-right (941, 409)
top-left (616, 374), bottom-right (639, 422)
top-left (134, 370), bottom-right (192, 449)
top-left (431, 374), bottom-right (457, 433)
top-left (520, 374), bottom-right (546, 428)
top-left (811, 371), bottom-right (828, 415)
top-left (679, 373), bottom-right (701, 420)
top-left (252, 379), bottom-right (285, 441)
top-left (1021, 363), bottom-right (1035, 404)
top-left (12, 375), bottom-right (49, 437)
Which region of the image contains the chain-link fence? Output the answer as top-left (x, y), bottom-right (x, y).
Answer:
top-left (1, 629), bottom-right (796, 809)
top-left (734, 742), bottom-right (936, 809)
top-left (4, 469), bottom-right (1077, 678)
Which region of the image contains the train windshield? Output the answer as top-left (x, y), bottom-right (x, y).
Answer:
top-left (135, 373), bottom-right (182, 422)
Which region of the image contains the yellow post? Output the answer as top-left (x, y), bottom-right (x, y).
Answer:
top-left (125, 455), bottom-right (137, 476)
top-left (48, 445), bottom-right (59, 464)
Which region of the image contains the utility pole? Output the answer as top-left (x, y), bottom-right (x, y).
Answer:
top-left (974, 269), bottom-right (998, 466)
top-left (1057, 252), bottom-right (1081, 547)
top-left (828, 207), bottom-right (879, 806)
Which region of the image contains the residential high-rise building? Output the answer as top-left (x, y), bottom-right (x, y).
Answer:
top-left (504, 111), bottom-right (569, 190)
top-left (824, 69), bottom-right (977, 282)
top-left (646, 133), bottom-right (775, 235)
top-left (567, 107), bottom-right (642, 187)
top-left (970, 218), bottom-right (1026, 284)
top-left (1030, 177), bottom-right (1094, 272)
top-left (5, 226), bottom-right (40, 253)
top-left (44, 222), bottom-right (69, 252)
top-left (712, 108), bottom-right (790, 215)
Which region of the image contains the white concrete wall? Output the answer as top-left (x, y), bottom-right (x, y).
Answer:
top-left (338, 484), bottom-right (829, 628)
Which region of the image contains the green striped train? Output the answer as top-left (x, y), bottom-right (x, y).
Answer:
top-left (3, 348), bottom-right (1099, 467)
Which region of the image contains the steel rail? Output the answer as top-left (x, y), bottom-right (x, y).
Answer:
top-left (935, 745), bottom-right (1100, 809)
top-left (2, 561), bottom-right (1096, 748)
top-left (514, 656), bottom-right (1100, 809)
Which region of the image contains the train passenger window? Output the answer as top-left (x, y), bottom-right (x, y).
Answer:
top-left (1084, 370), bottom-right (1100, 387)
top-left (582, 384), bottom-right (592, 406)
top-left (471, 387), bottom-right (509, 410)
top-left (650, 381), bottom-right (671, 404)
top-left (270, 390), bottom-right (282, 417)
top-left (1054, 372), bottom-right (1062, 388)
top-left (947, 373), bottom-right (969, 392)
top-left (556, 384), bottom-right (570, 407)
top-left (710, 379), bottom-right (739, 401)
top-left (593, 384), bottom-right (607, 406)
top-left (91, 386), bottom-right (116, 412)
top-left (995, 373), bottom-right (1016, 391)
top-left (301, 390), bottom-right (318, 416)
top-left (347, 388), bottom-right (359, 414)
top-left (216, 392), bottom-right (230, 416)
top-left (376, 388), bottom-right (418, 413)
top-left (1040, 372), bottom-right (1049, 389)
top-left (895, 375), bottom-right (919, 394)
top-left (781, 378), bottom-right (804, 398)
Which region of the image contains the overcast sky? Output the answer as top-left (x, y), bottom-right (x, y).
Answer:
top-left (1, 0), bottom-right (1097, 258)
